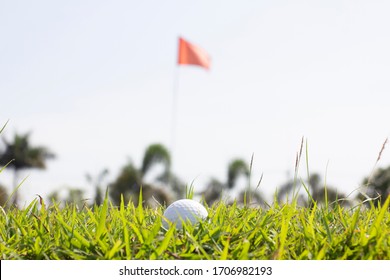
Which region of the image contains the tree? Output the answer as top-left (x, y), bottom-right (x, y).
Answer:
top-left (109, 143), bottom-right (180, 207)
top-left (201, 177), bottom-right (225, 205)
top-left (227, 159), bottom-right (250, 189)
top-left (0, 132), bottom-right (54, 206)
top-left (141, 144), bottom-right (171, 182)
top-left (360, 166), bottom-right (390, 207)
top-left (202, 158), bottom-right (266, 206)
top-left (311, 186), bottom-right (350, 208)
top-left (109, 160), bottom-right (141, 205)
top-left (276, 178), bottom-right (308, 206)
top-left (277, 173), bottom-right (349, 207)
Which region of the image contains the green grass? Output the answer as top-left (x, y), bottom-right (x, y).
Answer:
top-left (1, 194), bottom-right (389, 260)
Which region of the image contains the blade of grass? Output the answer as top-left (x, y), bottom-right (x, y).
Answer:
top-left (347, 206), bottom-right (361, 243)
top-left (0, 120), bottom-right (9, 134)
top-left (363, 138), bottom-right (388, 196)
top-left (119, 195), bottom-right (131, 259)
top-left (130, 223), bottom-right (144, 243)
top-left (220, 236), bottom-right (230, 260)
top-left (301, 178), bottom-right (315, 206)
top-left (369, 195), bottom-right (390, 237)
top-left (247, 153), bottom-right (254, 205)
top-left (95, 188), bottom-right (109, 240)
top-left (106, 240), bottom-right (123, 259)
top-left (321, 209), bottom-right (332, 244)
top-left (315, 244), bottom-right (327, 260)
top-left (277, 216), bottom-right (288, 259)
top-left (151, 225), bottom-right (175, 259)
top-left (4, 176), bottom-right (28, 208)
top-left (239, 239), bottom-right (250, 259)
top-left (305, 138), bottom-right (310, 181)
top-left (56, 216), bottom-right (91, 248)
top-left (324, 160), bottom-right (330, 212)
top-left (186, 180), bottom-right (196, 199)
top-left (136, 186), bottom-right (144, 225)
top-left (0, 159), bottom-right (14, 174)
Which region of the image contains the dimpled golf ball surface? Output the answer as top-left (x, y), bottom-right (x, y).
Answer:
top-left (163, 199), bottom-right (208, 229)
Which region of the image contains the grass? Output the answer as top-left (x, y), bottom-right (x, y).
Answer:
top-left (0, 192), bottom-right (389, 260)
top-left (0, 127), bottom-right (389, 260)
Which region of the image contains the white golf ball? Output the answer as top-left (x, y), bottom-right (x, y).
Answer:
top-left (162, 199), bottom-right (208, 229)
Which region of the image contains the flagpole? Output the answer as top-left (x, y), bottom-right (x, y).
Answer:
top-left (170, 65), bottom-right (180, 172)
top-left (170, 38), bottom-right (181, 190)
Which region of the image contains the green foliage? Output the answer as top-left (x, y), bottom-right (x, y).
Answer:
top-left (1, 196), bottom-right (389, 260)
top-left (0, 132), bottom-right (55, 171)
top-left (141, 144), bottom-right (171, 178)
top-left (202, 157), bottom-right (266, 206)
top-left (0, 130), bottom-right (55, 206)
top-left (0, 127), bottom-right (388, 260)
top-left (227, 159), bottom-right (250, 189)
top-left (109, 143), bottom-right (181, 207)
top-left (109, 161), bottom-right (142, 205)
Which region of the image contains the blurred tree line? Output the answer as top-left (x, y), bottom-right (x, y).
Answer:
top-left (1, 128), bottom-right (390, 208)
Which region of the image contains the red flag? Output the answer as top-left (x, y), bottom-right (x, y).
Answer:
top-left (177, 37), bottom-right (211, 69)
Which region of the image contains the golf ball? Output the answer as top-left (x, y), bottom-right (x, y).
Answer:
top-left (162, 199), bottom-right (208, 229)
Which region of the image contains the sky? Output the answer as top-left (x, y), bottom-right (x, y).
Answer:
top-left (1, 0), bottom-right (390, 205)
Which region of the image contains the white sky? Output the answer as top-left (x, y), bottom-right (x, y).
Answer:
top-left (1, 0), bottom-right (390, 204)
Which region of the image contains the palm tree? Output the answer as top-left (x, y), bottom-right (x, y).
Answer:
top-left (0, 132), bottom-right (54, 206)
top-left (109, 143), bottom-right (180, 207)
top-left (227, 159), bottom-right (250, 189)
top-left (202, 158), bottom-right (266, 206)
top-left (109, 160), bottom-right (142, 205)
top-left (141, 144), bottom-right (171, 182)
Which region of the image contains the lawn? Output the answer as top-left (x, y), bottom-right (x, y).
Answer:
top-left (1, 191), bottom-right (389, 260)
